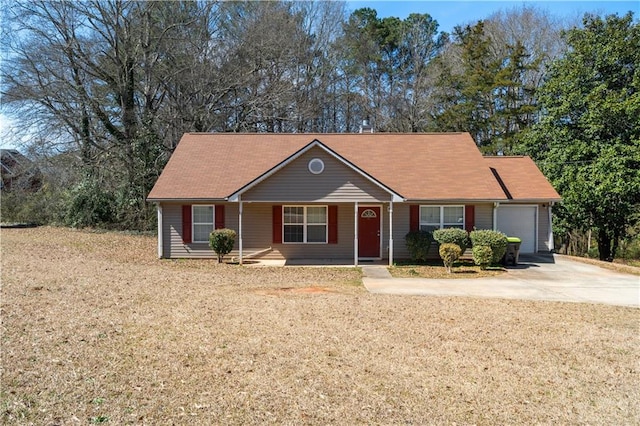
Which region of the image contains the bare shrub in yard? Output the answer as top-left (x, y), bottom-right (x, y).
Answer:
top-left (439, 243), bottom-right (462, 273)
top-left (473, 245), bottom-right (493, 269)
top-left (209, 228), bottom-right (236, 263)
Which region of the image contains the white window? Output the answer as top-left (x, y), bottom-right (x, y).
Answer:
top-left (283, 206), bottom-right (327, 243)
top-left (420, 206), bottom-right (464, 232)
top-left (193, 205), bottom-right (214, 243)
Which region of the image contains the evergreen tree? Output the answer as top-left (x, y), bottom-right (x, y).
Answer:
top-left (519, 13), bottom-right (640, 261)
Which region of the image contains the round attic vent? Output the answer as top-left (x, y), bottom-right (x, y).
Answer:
top-left (308, 158), bottom-right (324, 174)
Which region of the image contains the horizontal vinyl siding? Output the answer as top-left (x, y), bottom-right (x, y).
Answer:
top-left (162, 202), bottom-right (357, 260)
top-left (161, 201), bottom-right (507, 260)
top-left (162, 203), bottom-right (239, 259)
top-left (240, 203), bottom-right (273, 251)
top-left (391, 203), bottom-right (411, 260)
top-left (475, 203), bottom-right (494, 230)
top-left (243, 147), bottom-right (392, 203)
top-left (538, 204), bottom-right (551, 252)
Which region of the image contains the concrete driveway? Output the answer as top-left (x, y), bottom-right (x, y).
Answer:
top-left (362, 254), bottom-right (640, 307)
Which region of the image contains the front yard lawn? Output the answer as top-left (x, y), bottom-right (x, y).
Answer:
top-left (2, 227), bottom-right (638, 425)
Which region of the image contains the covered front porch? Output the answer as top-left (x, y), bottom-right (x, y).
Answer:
top-left (233, 200), bottom-right (403, 266)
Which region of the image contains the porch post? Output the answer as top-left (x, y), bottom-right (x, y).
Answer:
top-left (156, 203), bottom-right (163, 258)
top-left (493, 202), bottom-right (499, 231)
top-left (388, 201), bottom-right (394, 266)
top-left (548, 201), bottom-right (554, 252)
top-left (354, 201), bottom-right (359, 266)
top-left (238, 198), bottom-right (243, 265)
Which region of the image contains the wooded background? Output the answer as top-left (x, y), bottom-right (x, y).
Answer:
top-left (1, 1), bottom-right (638, 261)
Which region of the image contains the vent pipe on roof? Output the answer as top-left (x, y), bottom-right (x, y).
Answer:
top-left (359, 118), bottom-right (373, 133)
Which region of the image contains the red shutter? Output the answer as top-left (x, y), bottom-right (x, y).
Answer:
top-left (182, 205), bottom-right (192, 244)
top-left (215, 205), bottom-right (225, 229)
top-left (272, 205), bottom-right (282, 244)
top-left (409, 205), bottom-right (419, 232)
top-left (328, 205), bottom-right (338, 244)
top-left (465, 205), bottom-right (475, 232)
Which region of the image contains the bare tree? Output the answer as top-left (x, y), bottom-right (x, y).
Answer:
top-left (2, 0), bottom-right (221, 229)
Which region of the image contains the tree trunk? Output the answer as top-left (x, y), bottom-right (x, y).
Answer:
top-left (597, 229), bottom-right (613, 262)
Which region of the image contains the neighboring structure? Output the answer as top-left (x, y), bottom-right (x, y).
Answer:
top-left (147, 133), bottom-right (561, 265)
top-left (0, 149), bottom-right (42, 192)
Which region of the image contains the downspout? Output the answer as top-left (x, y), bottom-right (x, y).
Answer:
top-left (157, 203), bottom-right (163, 258)
top-left (354, 202), bottom-right (359, 266)
top-left (239, 197), bottom-right (243, 265)
top-left (388, 201), bottom-right (394, 266)
top-left (493, 202), bottom-right (500, 231)
top-left (548, 201), bottom-right (555, 252)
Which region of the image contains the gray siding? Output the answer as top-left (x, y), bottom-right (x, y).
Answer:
top-left (243, 147), bottom-right (392, 202)
top-left (162, 203), bottom-right (240, 258)
top-left (162, 202), bottom-right (357, 260)
top-left (475, 203), bottom-right (493, 230)
top-left (391, 203), bottom-right (411, 260)
top-left (160, 201), bottom-right (511, 260)
top-left (538, 204), bottom-right (551, 252)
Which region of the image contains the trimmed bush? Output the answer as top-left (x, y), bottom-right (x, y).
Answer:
top-left (472, 245), bottom-right (493, 269)
top-left (439, 243), bottom-right (462, 273)
top-left (470, 229), bottom-right (508, 263)
top-left (405, 230), bottom-right (434, 262)
top-left (209, 228), bottom-right (236, 263)
top-left (433, 228), bottom-right (470, 252)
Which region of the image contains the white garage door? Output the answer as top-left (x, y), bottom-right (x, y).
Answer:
top-left (496, 206), bottom-right (537, 253)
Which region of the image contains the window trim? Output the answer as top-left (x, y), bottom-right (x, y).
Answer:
top-left (283, 205), bottom-right (328, 244)
top-left (419, 205), bottom-right (465, 231)
top-left (192, 205), bottom-right (215, 243)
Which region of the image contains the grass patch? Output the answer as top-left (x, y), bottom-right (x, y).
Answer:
top-left (390, 259), bottom-right (505, 279)
top-left (563, 255), bottom-right (640, 276)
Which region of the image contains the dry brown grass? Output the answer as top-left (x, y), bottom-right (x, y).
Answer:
top-left (2, 227), bottom-right (638, 425)
top-left (562, 254), bottom-right (640, 276)
top-left (390, 262), bottom-right (505, 279)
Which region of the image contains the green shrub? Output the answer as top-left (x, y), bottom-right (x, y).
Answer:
top-left (0, 184), bottom-right (67, 225)
top-left (209, 228), bottom-right (236, 263)
top-left (433, 228), bottom-right (470, 252)
top-left (405, 230), bottom-right (434, 262)
top-left (470, 229), bottom-right (508, 263)
top-left (472, 245), bottom-right (493, 269)
top-left (65, 178), bottom-right (115, 228)
top-left (439, 243), bottom-right (462, 273)
top-left (617, 236), bottom-right (640, 260)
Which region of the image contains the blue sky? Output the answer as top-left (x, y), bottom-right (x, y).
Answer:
top-left (345, 1), bottom-right (639, 33)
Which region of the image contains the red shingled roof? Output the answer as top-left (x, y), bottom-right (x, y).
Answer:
top-left (485, 156), bottom-right (561, 201)
top-left (147, 133), bottom-right (560, 202)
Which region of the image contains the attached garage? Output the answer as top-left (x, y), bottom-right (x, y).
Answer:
top-left (496, 205), bottom-right (537, 253)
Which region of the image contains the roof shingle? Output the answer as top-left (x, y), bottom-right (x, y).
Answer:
top-left (147, 133), bottom-right (560, 202)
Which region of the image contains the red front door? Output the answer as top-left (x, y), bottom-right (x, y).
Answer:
top-left (358, 206), bottom-right (380, 258)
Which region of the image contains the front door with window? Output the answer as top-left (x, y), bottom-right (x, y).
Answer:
top-left (358, 206), bottom-right (380, 257)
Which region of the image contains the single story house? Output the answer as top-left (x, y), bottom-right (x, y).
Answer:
top-left (147, 132), bottom-right (561, 265)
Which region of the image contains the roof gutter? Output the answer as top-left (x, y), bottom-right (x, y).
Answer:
top-left (146, 197), bottom-right (228, 203)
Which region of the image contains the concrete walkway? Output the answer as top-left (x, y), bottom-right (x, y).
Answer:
top-left (362, 255), bottom-right (640, 308)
